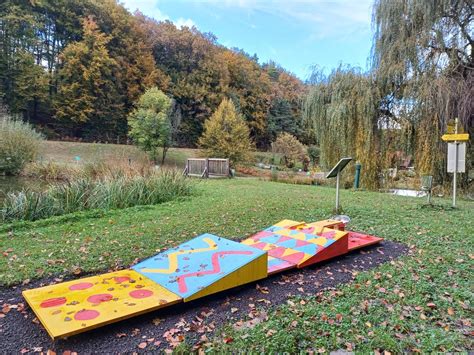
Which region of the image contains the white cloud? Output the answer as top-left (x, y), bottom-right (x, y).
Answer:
top-left (120, 0), bottom-right (370, 38)
top-left (121, 0), bottom-right (168, 20)
top-left (120, 0), bottom-right (196, 29)
top-left (175, 17), bottom-right (196, 29)
top-left (194, 0), bottom-right (372, 38)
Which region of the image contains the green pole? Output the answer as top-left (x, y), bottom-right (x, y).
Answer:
top-left (354, 162), bottom-right (361, 189)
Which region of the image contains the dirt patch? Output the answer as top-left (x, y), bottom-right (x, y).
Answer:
top-left (0, 240), bottom-right (408, 353)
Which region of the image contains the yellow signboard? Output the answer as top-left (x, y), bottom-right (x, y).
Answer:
top-left (441, 133), bottom-right (469, 142)
top-left (446, 120), bottom-right (465, 134)
top-left (22, 270), bottom-right (181, 339)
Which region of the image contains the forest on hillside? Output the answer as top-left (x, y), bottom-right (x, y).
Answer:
top-left (0, 0), bottom-right (305, 148)
top-left (1, 0), bottom-right (472, 188)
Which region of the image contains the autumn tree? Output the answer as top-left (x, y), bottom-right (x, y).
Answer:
top-left (304, 67), bottom-right (380, 189)
top-left (0, 2), bottom-right (50, 122)
top-left (1, 1), bottom-right (305, 147)
top-left (221, 49), bottom-right (272, 146)
top-left (198, 98), bottom-right (253, 166)
top-left (372, 0), bottom-right (473, 183)
top-left (54, 17), bottom-right (124, 139)
top-left (272, 132), bottom-right (308, 169)
top-left (136, 18), bottom-right (228, 145)
top-left (128, 87), bottom-right (172, 164)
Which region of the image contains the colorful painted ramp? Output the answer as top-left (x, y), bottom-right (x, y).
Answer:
top-left (132, 234), bottom-right (267, 301)
top-left (241, 222), bottom-right (348, 269)
top-left (22, 219), bottom-right (383, 340)
top-left (22, 270), bottom-right (181, 339)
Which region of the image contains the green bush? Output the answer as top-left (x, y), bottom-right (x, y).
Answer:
top-left (128, 87), bottom-right (172, 164)
top-left (271, 133), bottom-right (307, 169)
top-left (0, 112), bottom-right (43, 175)
top-left (1, 169), bottom-right (194, 222)
top-left (307, 145), bottom-right (320, 166)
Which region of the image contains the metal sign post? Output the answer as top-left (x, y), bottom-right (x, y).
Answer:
top-left (442, 118), bottom-right (469, 208)
top-left (453, 118), bottom-right (458, 207)
top-left (453, 140), bottom-right (458, 208)
top-left (326, 157), bottom-right (352, 213)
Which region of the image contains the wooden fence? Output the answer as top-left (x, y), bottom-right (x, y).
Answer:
top-left (183, 158), bottom-right (230, 178)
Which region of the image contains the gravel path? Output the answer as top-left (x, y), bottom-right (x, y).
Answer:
top-left (0, 240), bottom-right (408, 354)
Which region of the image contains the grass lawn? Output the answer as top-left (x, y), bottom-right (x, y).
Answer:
top-left (38, 141), bottom-right (288, 171)
top-left (38, 140), bottom-right (200, 168)
top-left (0, 179), bottom-right (472, 352)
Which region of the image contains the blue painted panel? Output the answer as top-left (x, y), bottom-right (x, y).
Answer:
top-left (132, 234), bottom-right (266, 299)
top-left (267, 256), bottom-right (296, 274)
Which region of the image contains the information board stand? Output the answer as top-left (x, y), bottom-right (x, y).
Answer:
top-left (326, 157), bottom-right (352, 213)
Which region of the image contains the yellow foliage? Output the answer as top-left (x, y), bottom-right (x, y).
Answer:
top-left (198, 99), bottom-right (253, 166)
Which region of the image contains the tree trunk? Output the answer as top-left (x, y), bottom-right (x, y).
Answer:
top-left (161, 146), bottom-right (169, 165)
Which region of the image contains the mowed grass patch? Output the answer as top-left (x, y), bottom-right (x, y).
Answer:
top-left (38, 141), bottom-right (200, 168)
top-left (0, 179), bottom-right (472, 352)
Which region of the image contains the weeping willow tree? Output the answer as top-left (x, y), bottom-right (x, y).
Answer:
top-left (303, 66), bottom-right (382, 190)
top-left (372, 0), bottom-right (473, 184)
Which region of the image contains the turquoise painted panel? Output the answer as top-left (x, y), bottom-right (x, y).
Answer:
top-left (132, 234), bottom-right (266, 299)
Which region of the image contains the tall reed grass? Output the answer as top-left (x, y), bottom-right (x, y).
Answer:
top-left (22, 157), bottom-right (154, 181)
top-left (1, 169), bottom-right (193, 222)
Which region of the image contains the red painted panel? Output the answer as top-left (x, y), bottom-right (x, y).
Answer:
top-left (298, 233), bottom-right (349, 268)
top-left (348, 231), bottom-right (383, 251)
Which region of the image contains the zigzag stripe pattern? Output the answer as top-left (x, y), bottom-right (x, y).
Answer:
top-left (177, 250), bottom-right (254, 293)
top-left (139, 237), bottom-right (217, 274)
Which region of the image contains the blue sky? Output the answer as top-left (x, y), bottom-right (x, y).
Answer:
top-left (121, 0), bottom-right (374, 81)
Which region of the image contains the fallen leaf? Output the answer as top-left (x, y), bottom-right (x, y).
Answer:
top-left (266, 329), bottom-right (276, 337)
top-left (256, 284), bottom-right (269, 294)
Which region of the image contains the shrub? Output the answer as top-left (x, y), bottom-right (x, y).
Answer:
top-left (0, 111), bottom-right (43, 175)
top-left (307, 145), bottom-right (320, 166)
top-left (199, 98), bottom-right (253, 166)
top-left (1, 169), bottom-right (193, 222)
top-left (271, 133), bottom-right (308, 169)
top-left (128, 87), bottom-right (172, 164)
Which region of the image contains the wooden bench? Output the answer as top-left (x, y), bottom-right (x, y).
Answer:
top-left (183, 158), bottom-right (230, 178)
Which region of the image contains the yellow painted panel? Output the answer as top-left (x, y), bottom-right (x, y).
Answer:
top-left (310, 237), bottom-right (329, 246)
top-left (22, 270), bottom-right (181, 339)
top-left (441, 133), bottom-right (469, 142)
top-left (240, 238), bottom-right (256, 246)
top-left (184, 253), bottom-right (268, 302)
top-left (306, 219), bottom-right (344, 233)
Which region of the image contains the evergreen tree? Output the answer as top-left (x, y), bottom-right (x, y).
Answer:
top-left (198, 98), bottom-right (253, 166)
top-left (267, 98), bottom-right (300, 142)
